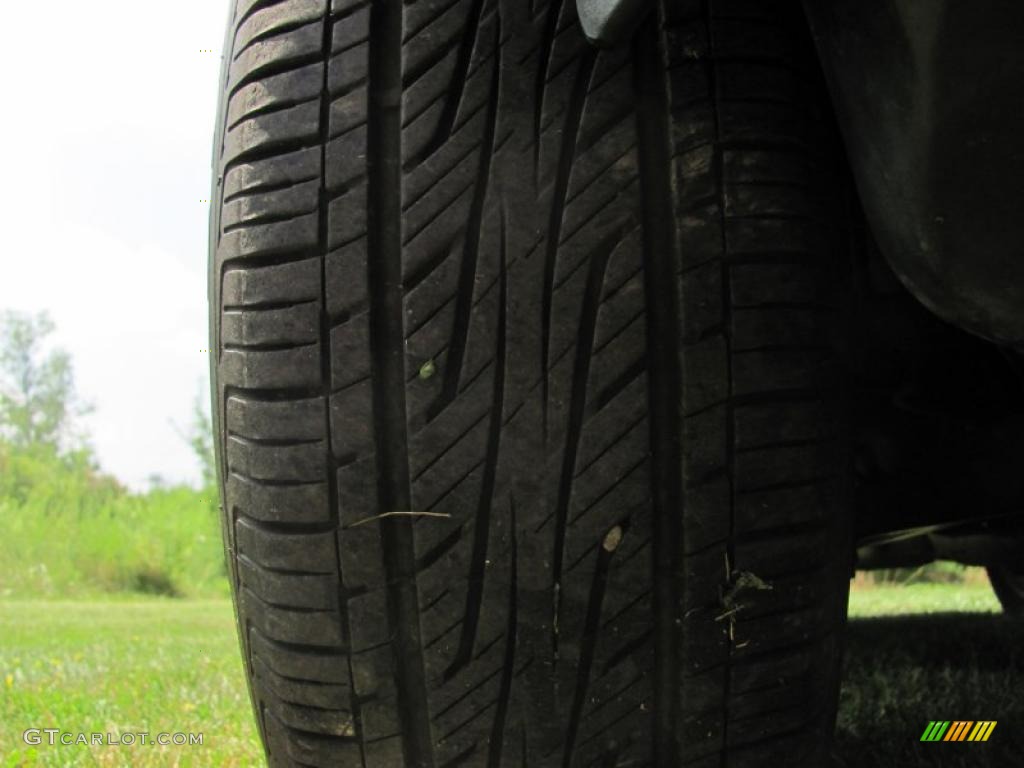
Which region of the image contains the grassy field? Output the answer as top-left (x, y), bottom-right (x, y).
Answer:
top-left (1, 583), bottom-right (1020, 767)
top-left (0, 600), bottom-right (259, 767)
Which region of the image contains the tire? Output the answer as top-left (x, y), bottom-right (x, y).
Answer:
top-left (208, 1), bottom-right (854, 766)
top-left (988, 565), bottom-right (1024, 615)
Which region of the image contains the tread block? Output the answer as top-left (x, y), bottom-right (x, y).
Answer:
top-left (724, 216), bottom-right (821, 256)
top-left (717, 61), bottom-right (797, 104)
top-left (666, 60), bottom-right (712, 110)
top-left (727, 706), bottom-right (817, 752)
top-left (733, 443), bottom-right (827, 492)
top-left (681, 336), bottom-right (729, 414)
top-left (682, 479), bottom-right (731, 554)
top-left (675, 142), bottom-right (717, 211)
top-left (226, 393), bottom-right (324, 441)
top-left (331, 4), bottom-right (370, 51)
top-left (711, 15), bottom-right (791, 59)
top-left (324, 241), bottom-right (369, 317)
top-left (680, 545), bottom-right (731, 625)
top-left (220, 343), bottom-right (321, 389)
top-left (730, 605), bottom-right (833, 661)
top-left (361, 695), bottom-right (402, 741)
top-left (227, 20), bottom-right (324, 95)
top-left (262, 707), bottom-right (362, 766)
top-left (228, 435), bottom-right (327, 482)
top-left (327, 85), bottom-right (369, 138)
top-left (251, 655), bottom-right (352, 716)
top-left (682, 404), bottom-right (727, 487)
top-left (218, 211), bottom-right (320, 263)
top-left (255, 671), bottom-right (356, 736)
top-left (222, 301), bottom-right (320, 347)
top-left (724, 181), bottom-right (813, 219)
top-left (731, 347), bottom-right (830, 396)
top-left (403, 258), bottom-right (459, 342)
top-left (335, 465), bottom-right (386, 588)
top-left (235, 516), bottom-right (338, 572)
top-left (679, 259), bottom-right (723, 343)
top-left (735, 484), bottom-right (827, 533)
top-left (725, 729), bottom-right (819, 768)
top-left (735, 570), bottom-right (832, 621)
top-left (251, 653), bottom-right (351, 709)
top-left (669, 102), bottom-right (717, 156)
top-left (723, 147), bottom-right (809, 186)
top-left (588, 326), bottom-right (646, 405)
top-left (349, 643), bottom-right (393, 700)
top-left (241, 587), bottom-right (345, 646)
top-left (325, 126), bottom-right (368, 191)
top-left (228, 472), bottom-right (330, 523)
top-left (575, 372), bottom-right (647, 472)
top-left (327, 41), bottom-right (369, 96)
top-left (729, 262), bottom-right (826, 307)
top-left (327, 185), bottom-right (369, 247)
top-left (223, 146), bottom-right (321, 201)
top-left (733, 526), bottom-right (833, 580)
top-left (239, 554), bottom-right (339, 610)
top-left (329, 379), bottom-right (375, 457)
top-left (222, 178), bottom-right (321, 231)
top-left (728, 642), bottom-right (814, 695)
top-left (345, 591), bottom-right (394, 652)
top-left (249, 625), bottom-right (350, 683)
top-left (223, 100), bottom-right (321, 168)
top-left (234, 0), bottom-right (326, 59)
top-left (362, 735), bottom-right (405, 768)
top-left (734, 400), bottom-right (830, 450)
top-left (226, 61), bottom-right (323, 130)
top-left (676, 205), bottom-right (724, 269)
top-left (731, 306), bottom-right (826, 351)
top-left (328, 312), bottom-right (372, 390)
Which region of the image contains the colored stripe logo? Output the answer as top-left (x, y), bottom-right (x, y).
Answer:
top-left (920, 721), bottom-right (996, 742)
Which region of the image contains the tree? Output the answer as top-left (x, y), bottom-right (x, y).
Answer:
top-left (175, 388), bottom-right (216, 490)
top-left (0, 311), bottom-right (91, 452)
top-left (190, 394), bottom-right (216, 490)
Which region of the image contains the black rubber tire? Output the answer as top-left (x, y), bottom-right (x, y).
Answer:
top-left (988, 565), bottom-right (1024, 615)
top-left (208, 1), bottom-right (854, 766)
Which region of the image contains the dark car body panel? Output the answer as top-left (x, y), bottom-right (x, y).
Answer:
top-left (802, 0), bottom-right (1024, 346)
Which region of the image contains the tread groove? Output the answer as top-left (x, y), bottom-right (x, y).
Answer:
top-left (419, 0), bottom-right (488, 163)
top-left (367, 0), bottom-right (435, 764)
top-left (634, 15), bottom-right (682, 766)
top-left (563, 529), bottom-right (618, 767)
top-left (427, 23), bottom-right (502, 421)
top-left (549, 222), bottom-right (620, 654)
top-left (314, 6), bottom-right (368, 766)
top-left (487, 494), bottom-right (518, 768)
top-left (446, 173), bottom-right (508, 680)
top-left (540, 48), bottom-right (596, 438)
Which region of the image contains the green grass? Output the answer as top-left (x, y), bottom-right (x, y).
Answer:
top-left (848, 580), bottom-right (1002, 617)
top-left (0, 600), bottom-right (259, 767)
top-left (839, 582), bottom-right (1024, 767)
top-left (1, 584), bottom-right (1020, 767)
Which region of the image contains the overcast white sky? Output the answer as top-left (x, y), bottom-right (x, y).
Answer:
top-left (0, 3), bottom-right (228, 490)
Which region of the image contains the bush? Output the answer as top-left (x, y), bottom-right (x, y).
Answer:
top-left (0, 442), bottom-right (227, 599)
